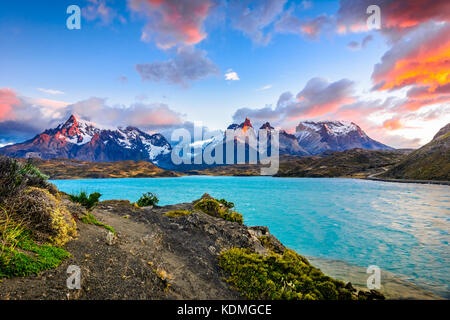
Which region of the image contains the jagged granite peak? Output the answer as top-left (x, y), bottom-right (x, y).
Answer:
top-left (0, 115), bottom-right (172, 167)
top-left (260, 122), bottom-right (274, 131)
top-left (238, 117), bottom-right (253, 131)
top-left (295, 120), bottom-right (393, 155)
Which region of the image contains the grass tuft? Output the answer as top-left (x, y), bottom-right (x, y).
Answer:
top-left (164, 210), bottom-right (192, 218)
top-left (81, 213), bottom-right (116, 235)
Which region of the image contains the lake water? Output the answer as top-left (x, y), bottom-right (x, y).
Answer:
top-left (51, 176), bottom-right (450, 298)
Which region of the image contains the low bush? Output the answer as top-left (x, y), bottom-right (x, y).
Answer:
top-left (69, 191), bottom-right (102, 209)
top-left (137, 192), bottom-right (159, 207)
top-left (218, 199), bottom-right (235, 209)
top-left (194, 199), bottom-right (243, 224)
top-left (0, 157), bottom-right (49, 202)
top-left (5, 187), bottom-right (77, 246)
top-left (219, 248), bottom-right (354, 300)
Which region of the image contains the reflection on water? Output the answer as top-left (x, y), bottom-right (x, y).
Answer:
top-left (51, 176), bottom-right (450, 298)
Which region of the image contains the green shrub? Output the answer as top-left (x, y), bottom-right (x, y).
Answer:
top-left (194, 199), bottom-right (243, 224)
top-left (0, 157), bottom-right (49, 202)
top-left (69, 191), bottom-right (102, 209)
top-left (81, 213), bottom-right (116, 235)
top-left (218, 198), bottom-right (235, 209)
top-left (137, 192), bottom-right (159, 207)
top-left (219, 248), bottom-right (353, 300)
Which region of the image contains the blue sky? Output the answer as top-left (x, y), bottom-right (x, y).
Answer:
top-left (0, 0), bottom-right (448, 148)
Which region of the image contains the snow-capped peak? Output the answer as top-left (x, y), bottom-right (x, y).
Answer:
top-left (299, 120), bottom-right (360, 136)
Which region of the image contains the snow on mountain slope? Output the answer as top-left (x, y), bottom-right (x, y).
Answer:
top-left (0, 115), bottom-right (172, 166)
top-left (295, 121), bottom-right (393, 155)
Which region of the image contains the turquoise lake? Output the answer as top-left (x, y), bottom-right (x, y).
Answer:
top-left (51, 176), bottom-right (450, 298)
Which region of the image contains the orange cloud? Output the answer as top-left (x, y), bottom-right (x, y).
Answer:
top-left (382, 118), bottom-right (403, 130)
top-left (372, 23), bottom-right (450, 112)
top-left (375, 36), bottom-right (450, 92)
top-left (0, 88), bottom-right (19, 121)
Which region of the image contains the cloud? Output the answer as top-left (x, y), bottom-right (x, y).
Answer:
top-left (0, 88), bottom-right (187, 144)
top-left (66, 97), bottom-right (185, 131)
top-left (257, 84), bottom-right (272, 91)
top-left (37, 88), bottom-right (65, 95)
top-left (136, 47), bottom-right (220, 87)
top-left (82, 0), bottom-right (126, 25)
top-left (232, 77), bottom-right (355, 126)
top-left (274, 10), bottom-right (333, 40)
top-left (382, 118), bottom-right (403, 130)
top-left (347, 34), bottom-right (373, 50)
top-left (372, 22), bottom-right (450, 112)
top-left (301, 1), bottom-right (312, 10)
top-left (228, 0), bottom-right (287, 45)
top-left (224, 69), bottom-right (240, 81)
top-left (128, 0), bottom-right (213, 49)
top-left (337, 0), bottom-right (450, 38)
top-left (0, 88), bottom-right (20, 121)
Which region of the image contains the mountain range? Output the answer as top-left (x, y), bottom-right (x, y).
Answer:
top-left (0, 115), bottom-right (173, 167)
top-left (0, 115), bottom-right (393, 169)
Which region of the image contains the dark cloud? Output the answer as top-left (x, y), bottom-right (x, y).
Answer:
top-left (136, 47), bottom-right (220, 87)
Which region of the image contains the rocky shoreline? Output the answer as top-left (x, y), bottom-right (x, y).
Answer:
top-left (1, 192), bottom-right (388, 300)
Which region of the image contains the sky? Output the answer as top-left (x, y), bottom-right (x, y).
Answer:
top-left (0, 0), bottom-right (449, 148)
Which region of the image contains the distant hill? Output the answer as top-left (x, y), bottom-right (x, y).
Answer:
top-left (21, 159), bottom-right (180, 180)
top-left (381, 123), bottom-right (450, 181)
top-left (187, 149), bottom-right (409, 178)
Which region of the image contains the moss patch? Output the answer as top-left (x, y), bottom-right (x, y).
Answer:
top-left (0, 220), bottom-right (69, 278)
top-left (164, 210), bottom-right (192, 218)
top-left (81, 213), bottom-right (116, 235)
top-left (219, 248), bottom-right (355, 300)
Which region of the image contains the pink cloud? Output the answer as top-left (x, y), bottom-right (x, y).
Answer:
top-left (128, 0), bottom-right (213, 49)
top-left (0, 88), bottom-right (20, 121)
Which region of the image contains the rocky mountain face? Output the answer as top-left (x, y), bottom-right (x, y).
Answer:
top-left (381, 123), bottom-right (450, 181)
top-left (0, 115), bottom-right (172, 167)
top-left (294, 121), bottom-right (393, 155)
